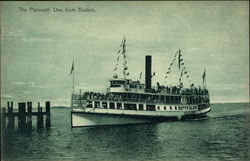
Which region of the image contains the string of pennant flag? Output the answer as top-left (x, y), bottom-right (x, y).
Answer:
top-left (164, 49), bottom-right (191, 83)
top-left (114, 36), bottom-right (129, 77)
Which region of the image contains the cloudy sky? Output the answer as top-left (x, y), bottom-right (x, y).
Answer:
top-left (1, 1), bottom-right (249, 107)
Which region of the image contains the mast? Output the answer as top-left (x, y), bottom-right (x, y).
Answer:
top-left (73, 64), bottom-right (75, 94)
top-left (70, 59), bottom-right (74, 112)
top-left (70, 60), bottom-right (75, 94)
top-left (202, 68), bottom-right (206, 89)
top-left (113, 36), bottom-right (128, 79)
top-left (122, 36), bottom-right (128, 79)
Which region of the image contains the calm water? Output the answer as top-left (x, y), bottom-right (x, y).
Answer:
top-left (2, 103), bottom-right (250, 161)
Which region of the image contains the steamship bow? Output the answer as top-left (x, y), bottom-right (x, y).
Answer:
top-left (71, 38), bottom-right (211, 127)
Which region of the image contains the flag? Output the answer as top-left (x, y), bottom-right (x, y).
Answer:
top-left (178, 50), bottom-right (181, 70)
top-left (114, 67), bottom-right (117, 71)
top-left (117, 50), bottom-right (120, 54)
top-left (166, 71), bottom-right (170, 74)
top-left (117, 56), bottom-right (120, 61)
top-left (151, 72), bottom-right (155, 78)
top-left (70, 61), bottom-right (74, 75)
top-left (124, 67), bottom-right (128, 70)
top-left (139, 72), bottom-right (142, 79)
top-left (202, 69), bottom-right (206, 84)
top-left (165, 76), bottom-right (168, 79)
top-left (126, 72), bottom-right (129, 76)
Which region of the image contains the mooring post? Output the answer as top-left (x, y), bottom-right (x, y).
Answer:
top-left (1, 107), bottom-right (6, 130)
top-left (45, 101), bottom-right (51, 128)
top-left (7, 102), bottom-right (14, 129)
top-left (40, 105), bottom-right (44, 128)
top-left (37, 102), bottom-right (41, 128)
top-left (27, 102), bottom-right (32, 129)
top-left (37, 102), bottom-right (44, 129)
top-left (18, 102), bottom-right (26, 129)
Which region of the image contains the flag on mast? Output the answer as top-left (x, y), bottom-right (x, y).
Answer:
top-left (178, 49), bottom-right (181, 70)
top-left (70, 60), bottom-right (74, 75)
top-left (202, 69), bottom-right (206, 85)
top-left (139, 72), bottom-right (142, 79)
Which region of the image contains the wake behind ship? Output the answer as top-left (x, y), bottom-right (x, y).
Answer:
top-left (70, 37), bottom-right (211, 127)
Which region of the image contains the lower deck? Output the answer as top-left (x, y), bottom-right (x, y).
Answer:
top-left (72, 99), bottom-right (210, 112)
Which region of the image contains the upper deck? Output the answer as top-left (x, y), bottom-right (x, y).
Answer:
top-left (107, 78), bottom-right (209, 96)
top-left (73, 85), bottom-right (210, 106)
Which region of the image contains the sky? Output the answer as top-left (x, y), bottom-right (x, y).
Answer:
top-left (1, 1), bottom-right (249, 107)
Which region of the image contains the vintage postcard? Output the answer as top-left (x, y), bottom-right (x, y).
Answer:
top-left (1, 1), bottom-right (249, 161)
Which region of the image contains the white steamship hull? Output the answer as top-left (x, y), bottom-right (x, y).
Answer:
top-left (71, 107), bottom-right (211, 127)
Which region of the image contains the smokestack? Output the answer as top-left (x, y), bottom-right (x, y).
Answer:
top-left (145, 55), bottom-right (152, 90)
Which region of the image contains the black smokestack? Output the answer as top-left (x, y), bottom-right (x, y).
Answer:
top-left (145, 55), bottom-right (152, 90)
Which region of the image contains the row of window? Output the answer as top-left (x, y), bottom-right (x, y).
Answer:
top-left (86, 101), bottom-right (199, 111)
top-left (157, 105), bottom-right (196, 111)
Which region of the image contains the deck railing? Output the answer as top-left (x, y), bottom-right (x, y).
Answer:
top-left (72, 94), bottom-right (210, 105)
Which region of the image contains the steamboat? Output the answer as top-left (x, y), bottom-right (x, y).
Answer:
top-left (70, 37), bottom-right (211, 127)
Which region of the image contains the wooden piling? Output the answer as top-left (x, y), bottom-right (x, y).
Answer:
top-left (1, 107), bottom-right (6, 130)
top-left (45, 101), bottom-right (51, 128)
top-left (18, 102), bottom-right (26, 128)
top-left (40, 105), bottom-right (44, 128)
top-left (37, 102), bottom-right (41, 128)
top-left (37, 102), bottom-right (44, 129)
top-left (27, 102), bottom-right (32, 129)
top-left (7, 102), bottom-right (14, 129)
top-left (3, 101), bottom-right (51, 130)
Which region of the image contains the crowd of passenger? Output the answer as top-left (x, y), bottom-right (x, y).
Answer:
top-left (75, 89), bottom-right (209, 104)
top-left (156, 82), bottom-right (209, 95)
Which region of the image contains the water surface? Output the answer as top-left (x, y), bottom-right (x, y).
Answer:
top-left (2, 103), bottom-right (250, 161)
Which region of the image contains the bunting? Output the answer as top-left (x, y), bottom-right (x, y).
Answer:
top-left (165, 51), bottom-right (178, 81)
top-left (113, 36), bottom-right (129, 78)
top-left (164, 49), bottom-right (194, 87)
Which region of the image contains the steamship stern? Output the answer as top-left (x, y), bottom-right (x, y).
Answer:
top-left (70, 39), bottom-right (211, 127)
